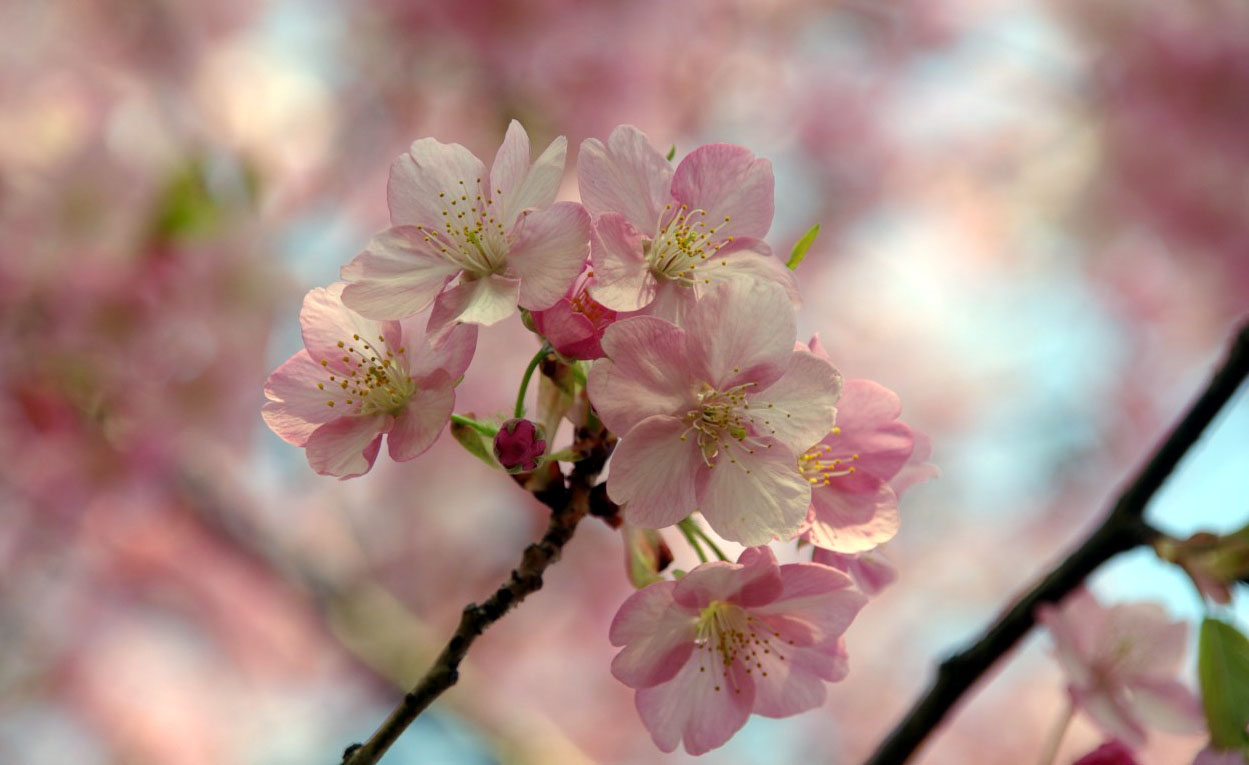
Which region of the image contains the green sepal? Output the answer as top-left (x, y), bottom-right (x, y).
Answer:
top-left (1198, 617), bottom-right (1249, 749)
top-left (450, 418), bottom-right (499, 469)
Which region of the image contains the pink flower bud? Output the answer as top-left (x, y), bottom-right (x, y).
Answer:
top-left (1073, 741), bottom-right (1137, 765)
top-left (493, 418), bottom-right (547, 473)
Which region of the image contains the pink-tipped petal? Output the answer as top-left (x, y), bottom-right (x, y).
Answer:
top-left (431, 274), bottom-right (521, 327)
top-left (490, 121), bottom-right (566, 225)
top-left (305, 415), bottom-right (388, 479)
top-left (339, 227), bottom-right (461, 320)
top-left (587, 213), bottom-right (655, 312)
top-left (608, 416), bottom-right (702, 530)
top-left (388, 138), bottom-right (487, 228)
top-left (609, 582), bottom-right (697, 688)
top-left (299, 284), bottom-right (390, 372)
top-left (683, 280), bottom-right (796, 391)
top-left (807, 483), bottom-right (901, 553)
top-left (578, 126), bottom-right (672, 231)
top-left (407, 320), bottom-right (478, 383)
top-left (812, 548), bottom-right (898, 596)
top-left (673, 548), bottom-right (783, 609)
top-left (507, 201), bottom-right (591, 310)
top-left (635, 657), bottom-right (754, 756)
top-left (697, 445), bottom-right (811, 546)
top-left (752, 349), bottom-right (842, 454)
top-left (387, 386), bottom-right (455, 462)
top-left (753, 563), bottom-right (866, 638)
top-left (589, 317), bottom-right (693, 434)
top-left (262, 350), bottom-right (340, 446)
top-left (670, 143), bottom-right (774, 240)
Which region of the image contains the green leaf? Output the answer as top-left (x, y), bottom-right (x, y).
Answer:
top-left (786, 224), bottom-right (821, 270)
top-left (666, 144), bottom-right (676, 162)
top-left (450, 419), bottom-right (498, 469)
top-left (1199, 617), bottom-right (1249, 749)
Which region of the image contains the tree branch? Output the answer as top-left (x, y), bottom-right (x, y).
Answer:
top-left (866, 319), bottom-right (1249, 765)
top-left (341, 427), bottom-right (614, 765)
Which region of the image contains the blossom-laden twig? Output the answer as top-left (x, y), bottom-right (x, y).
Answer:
top-left (865, 319), bottom-right (1249, 765)
top-left (340, 426), bottom-right (615, 765)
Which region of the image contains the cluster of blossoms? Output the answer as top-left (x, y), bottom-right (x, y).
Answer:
top-left (263, 121), bottom-right (934, 753)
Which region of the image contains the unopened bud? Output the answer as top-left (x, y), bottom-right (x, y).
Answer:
top-left (493, 418), bottom-right (547, 474)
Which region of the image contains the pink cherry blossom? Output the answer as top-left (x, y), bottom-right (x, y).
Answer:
top-left (589, 279), bottom-right (841, 545)
top-left (577, 125), bottom-right (797, 323)
top-left (262, 283), bottom-right (476, 478)
top-left (1036, 589), bottom-right (1205, 749)
top-left (529, 265), bottom-right (617, 360)
top-left (609, 547), bottom-right (866, 755)
top-left (340, 120), bottom-right (591, 327)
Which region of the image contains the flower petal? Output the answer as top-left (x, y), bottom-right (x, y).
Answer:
top-left (811, 548), bottom-right (898, 596)
top-left (807, 483), bottom-right (901, 553)
top-left (670, 143), bottom-right (774, 240)
top-left (587, 213), bottom-right (655, 312)
top-left (387, 385), bottom-right (455, 462)
top-left (406, 320), bottom-right (478, 383)
top-left (262, 350), bottom-right (340, 446)
top-left (692, 242), bottom-right (799, 306)
top-left (430, 274), bottom-right (521, 327)
top-left (610, 581), bottom-right (697, 689)
top-left (490, 120), bottom-right (566, 225)
top-left (589, 317), bottom-right (693, 434)
top-left (697, 444), bottom-right (811, 546)
top-left (608, 415), bottom-right (702, 530)
top-left (340, 227), bottom-right (460, 320)
top-left (388, 138), bottom-right (487, 228)
top-left (635, 654), bottom-right (754, 756)
top-left (673, 547), bottom-right (783, 609)
top-left (1127, 677), bottom-right (1204, 734)
top-left (1073, 686), bottom-right (1147, 749)
top-left (751, 348), bottom-right (842, 454)
top-left (305, 416), bottom-right (388, 479)
top-left (506, 201), bottom-right (590, 310)
top-left (753, 562), bottom-right (865, 639)
top-left (578, 126), bottom-right (672, 231)
top-left (299, 283), bottom-right (391, 372)
top-left (683, 279), bottom-right (796, 391)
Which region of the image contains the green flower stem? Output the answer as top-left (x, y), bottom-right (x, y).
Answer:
top-left (692, 524), bottom-right (729, 562)
top-left (514, 344), bottom-right (551, 419)
top-left (450, 414), bottom-right (497, 437)
top-left (677, 519), bottom-right (708, 564)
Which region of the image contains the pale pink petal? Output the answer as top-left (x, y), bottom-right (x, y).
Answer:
top-left (691, 243), bottom-right (799, 307)
top-left (506, 201), bottom-right (590, 310)
top-left (587, 213), bottom-right (655, 312)
top-left (892, 430), bottom-right (940, 496)
top-left (750, 349), bottom-right (842, 454)
top-left (749, 643), bottom-right (832, 718)
top-left (642, 279), bottom-right (699, 324)
top-left (670, 143), bottom-right (774, 240)
top-left (682, 279), bottom-right (796, 391)
top-left (812, 548), bottom-right (898, 596)
top-left (608, 416), bottom-right (702, 530)
top-left (305, 415), bottom-right (388, 479)
top-left (807, 483), bottom-right (901, 553)
top-left (635, 655), bottom-right (754, 756)
top-left (406, 320), bottom-right (478, 382)
top-left (339, 227), bottom-right (460, 320)
top-left (387, 386), bottom-right (454, 462)
top-left (430, 274), bottom-right (521, 327)
top-left (1126, 678), bottom-right (1204, 734)
top-left (578, 126), bottom-right (672, 231)
top-left (388, 138), bottom-right (487, 228)
top-left (1107, 603), bottom-right (1188, 675)
top-left (754, 563), bottom-right (865, 638)
top-left (1074, 687), bottom-right (1148, 750)
top-left (673, 548), bottom-right (783, 609)
top-left (609, 582), bottom-right (697, 688)
top-left (1038, 589), bottom-right (1109, 686)
top-left (299, 284), bottom-right (389, 372)
top-left (697, 444), bottom-right (811, 546)
top-left (589, 317), bottom-right (694, 434)
top-left (836, 378), bottom-right (903, 429)
top-left (490, 120), bottom-right (566, 225)
top-left (262, 350), bottom-right (339, 446)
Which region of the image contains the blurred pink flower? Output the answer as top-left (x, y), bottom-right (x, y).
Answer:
top-left (493, 417), bottom-right (546, 473)
top-left (263, 283), bottom-right (476, 478)
top-left (530, 265), bottom-right (617, 360)
top-left (577, 125), bottom-right (796, 323)
top-left (1074, 740), bottom-right (1138, 765)
top-left (1036, 589), bottom-right (1204, 748)
top-left (341, 120), bottom-right (590, 327)
top-left (811, 547), bottom-right (898, 597)
top-left (609, 546), bottom-right (866, 755)
top-left (589, 280), bottom-right (841, 545)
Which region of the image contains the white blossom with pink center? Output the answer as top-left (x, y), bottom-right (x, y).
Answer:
top-left (577, 124), bottom-right (797, 323)
top-left (1037, 589), bottom-right (1205, 749)
top-left (610, 546), bottom-right (866, 755)
top-left (262, 283), bottom-right (476, 478)
top-left (589, 279), bottom-right (841, 545)
top-left (340, 120), bottom-right (591, 327)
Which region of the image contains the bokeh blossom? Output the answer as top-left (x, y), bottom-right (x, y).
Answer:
top-left (263, 283), bottom-right (476, 478)
top-left (609, 546), bottom-right (865, 755)
top-left (341, 120), bottom-right (591, 327)
top-left (1037, 590), bottom-right (1204, 749)
top-left (589, 279), bottom-right (841, 545)
top-left (577, 125), bottom-right (796, 323)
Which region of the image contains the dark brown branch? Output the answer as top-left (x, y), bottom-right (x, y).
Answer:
top-left (866, 319), bottom-right (1249, 765)
top-left (340, 428), bottom-right (613, 765)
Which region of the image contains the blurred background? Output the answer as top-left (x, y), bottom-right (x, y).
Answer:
top-left (1, 0), bottom-right (1246, 762)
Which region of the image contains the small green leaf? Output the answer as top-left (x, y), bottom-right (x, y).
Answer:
top-left (450, 419), bottom-right (498, 469)
top-left (1199, 618), bottom-right (1249, 749)
top-left (786, 224), bottom-right (821, 270)
top-left (666, 144), bottom-right (676, 162)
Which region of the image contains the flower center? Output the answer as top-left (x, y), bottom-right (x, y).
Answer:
top-left (681, 382), bottom-right (776, 467)
top-left (317, 333), bottom-right (415, 417)
top-left (646, 203), bottom-right (735, 285)
top-left (412, 177), bottom-right (513, 276)
top-left (798, 429), bottom-right (859, 486)
top-left (693, 600), bottom-right (792, 693)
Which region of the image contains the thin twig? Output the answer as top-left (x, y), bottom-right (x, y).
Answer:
top-left (866, 319), bottom-right (1249, 765)
top-left (341, 427), bottom-right (613, 765)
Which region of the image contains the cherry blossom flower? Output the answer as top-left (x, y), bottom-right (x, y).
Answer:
top-left (1037, 589), bottom-right (1205, 749)
top-left (262, 283), bottom-right (476, 478)
top-left (577, 125), bottom-right (797, 322)
top-left (340, 120), bottom-right (591, 327)
top-left (609, 546), bottom-right (866, 755)
top-left (529, 265), bottom-right (617, 360)
top-left (589, 280), bottom-right (841, 545)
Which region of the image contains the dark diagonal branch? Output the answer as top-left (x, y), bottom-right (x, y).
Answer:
top-left (866, 319), bottom-right (1249, 765)
top-left (341, 428), bottom-right (615, 765)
